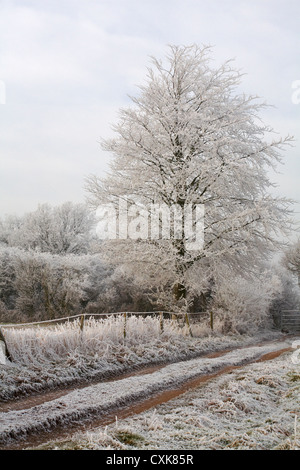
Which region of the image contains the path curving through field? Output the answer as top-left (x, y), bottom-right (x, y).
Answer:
top-left (0, 337), bottom-right (296, 450)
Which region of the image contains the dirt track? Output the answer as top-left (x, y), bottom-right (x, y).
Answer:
top-left (0, 336), bottom-right (295, 450)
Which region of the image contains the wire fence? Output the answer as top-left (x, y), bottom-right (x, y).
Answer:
top-left (0, 310), bottom-right (210, 329)
top-left (281, 310), bottom-right (300, 333)
top-left (0, 310), bottom-right (211, 363)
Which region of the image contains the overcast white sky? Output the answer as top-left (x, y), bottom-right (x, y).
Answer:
top-left (0, 0), bottom-right (299, 223)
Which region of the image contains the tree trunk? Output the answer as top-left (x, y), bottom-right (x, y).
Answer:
top-left (173, 282), bottom-right (187, 301)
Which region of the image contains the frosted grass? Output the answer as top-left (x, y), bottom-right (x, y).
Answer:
top-left (3, 315), bottom-right (199, 366)
top-left (0, 339), bottom-right (296, 448)
top-left (56, 351), bottom-right (300, 451)
top-left (0, 315), bottom-right (282, 402)
top-left (3, 314), bottom-right (227, 366)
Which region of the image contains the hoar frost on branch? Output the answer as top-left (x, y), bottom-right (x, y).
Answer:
top-left (86, 44), bottom-right (294, 311)
top-left (0, 202), bottom-right (96, 255)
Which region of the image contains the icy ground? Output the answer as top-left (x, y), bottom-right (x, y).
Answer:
top-left (0, 337), bottom-right (299, 448)
top-left (37, 339), bottom-right (300, 451)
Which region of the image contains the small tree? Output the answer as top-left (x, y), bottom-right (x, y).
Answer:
top-left (86, 45), bottom-right (293, 311)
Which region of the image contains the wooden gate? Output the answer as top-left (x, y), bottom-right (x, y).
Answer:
top-left (281, 310), bottom-right (300, 333)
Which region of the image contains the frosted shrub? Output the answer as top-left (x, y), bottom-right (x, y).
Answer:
top-left (212, 270), bottom-right (282, 334)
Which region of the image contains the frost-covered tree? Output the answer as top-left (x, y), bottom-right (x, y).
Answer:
top-left (0, 215), bottom-right (23, 247)
top-left (86, 45), bottom-right (293, 311)
top-left (269, 262), bottom-right (300, 327)
top-left (0, 247), bottom-right (17, 311)
top-left (211, 264), bottom-right (285, 334)
top-left (0, 202), bottom-right (96, 254)
top-left (283, 238), bottom-right (300, 286)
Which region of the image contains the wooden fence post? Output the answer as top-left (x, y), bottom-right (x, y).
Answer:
top-left (0, 327), bottom-right (13, 362)
top-left (123, 312), bottom-right (127, 339)
top-left (80, 314), bottom-right (85, 333)
top-left (210, 311), bottom-right (214, 331)
top-left (79, 314), bottom-right (85, 343)
top-left (159, 312), bottom-right (164, 333)
top-left (185, 313), bottom-right (193, 337)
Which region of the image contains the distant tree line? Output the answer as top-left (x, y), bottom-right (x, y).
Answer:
top-left (0, 202), bottom-right (154, 323)
top-left (0, 201), bottom-right (298, 333)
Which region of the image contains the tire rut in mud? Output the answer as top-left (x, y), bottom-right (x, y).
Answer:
top-left (0, 343), bottom-right (293, 450)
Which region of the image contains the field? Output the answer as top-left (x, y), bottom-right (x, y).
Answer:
top-left (50, 350), bottom-right (300, 451)
top-left (0, 316), bottom-right (299, 450)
